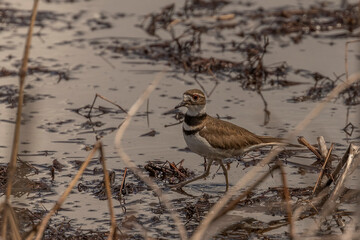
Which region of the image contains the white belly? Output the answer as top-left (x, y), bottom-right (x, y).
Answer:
top-left (183, 132), bottom-right (236, 159)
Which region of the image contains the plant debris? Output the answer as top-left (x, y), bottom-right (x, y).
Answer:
top-left (144, 160), bottom-right (195, 184)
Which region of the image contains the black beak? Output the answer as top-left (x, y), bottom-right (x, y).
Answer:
top-left (175, 100), bottom-right (187, 109)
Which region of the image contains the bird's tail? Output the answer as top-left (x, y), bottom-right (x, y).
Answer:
top-left (258, 136), bottom-right (302, 148)
top-left (258, 136), bottom-right (285, 143)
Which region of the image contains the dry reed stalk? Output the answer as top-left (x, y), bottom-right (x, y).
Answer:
top-left (30, 141), bottom-right (101, 240)
top-left (114, 71), bottom-right (188, 240)
top-left (313, 143), bottom-right (334, 194)
top-left (324, 141), bottom-right (358, 189)
top-left (317, 136), bottom-right (328, 159)
top-left (278, 162), bottom-right (295, 239)
top-left (297, 136), bottom-right (322, 160)
top-left (7, 206), bottom-right (21, 240)
top-left (306, 143), bottom-right (360, 237)
top-left (0, 204), bottom-right (21, 240)
top-left (191, 72), bottom-right (360, 240)
top-left (1, 0), bottom-right (39, 238)
top-left (5, 0), bottom-right (39, 200)
top-left (99, 143), bottom-right (117, 239)
top-left (167, 161), bottom-right (186, 178)
top-left (327, 144), bottom-right (359, 204)
top-left (119, 167), bottom-right (128, 199)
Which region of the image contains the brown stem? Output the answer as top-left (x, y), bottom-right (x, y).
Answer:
top-left (99, 143), bottom-right (117, 239)
top-left (278, 162), bottom-right (295, 239)
top-left (2, 1), bottom-right (39, 238)
top-left (119, 167), bottom-right (128, 198)
top-left (297, 136), bottom-right (322, 160)
top-left (313, 143), bottom-right (334, 194)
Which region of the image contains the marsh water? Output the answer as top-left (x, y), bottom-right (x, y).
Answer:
top-left (0, 0), bottom-right (359, 238)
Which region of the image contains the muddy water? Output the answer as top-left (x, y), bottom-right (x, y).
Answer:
top-left (0, 0), bottom-right (359, 238)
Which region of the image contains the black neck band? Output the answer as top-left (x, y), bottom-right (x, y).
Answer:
top-left (184, 114), bottom-right (207, 126)
top-left (183, 128), bottom-right (201, 135)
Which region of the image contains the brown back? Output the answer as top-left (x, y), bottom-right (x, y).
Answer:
top-left (199, 115), bottom-right (268, 150)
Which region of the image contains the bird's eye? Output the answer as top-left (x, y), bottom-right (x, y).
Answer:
top-left (193, 95), bottom-right (199, 101)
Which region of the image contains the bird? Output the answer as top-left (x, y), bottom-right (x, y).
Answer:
top-left (172, 89), bottom-right (290, 191)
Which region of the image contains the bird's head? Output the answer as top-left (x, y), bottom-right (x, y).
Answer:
top-left (175, 89), bottom-right (206, 116)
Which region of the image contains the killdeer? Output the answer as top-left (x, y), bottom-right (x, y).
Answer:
top-left (173, 89), bottom-right (288, 191)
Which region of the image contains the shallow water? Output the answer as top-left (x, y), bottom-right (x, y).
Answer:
top-left (0, 0), bottom-right (359, 238)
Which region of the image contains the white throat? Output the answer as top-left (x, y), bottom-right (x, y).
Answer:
top-left (186, 104), bottom-right (206, 116)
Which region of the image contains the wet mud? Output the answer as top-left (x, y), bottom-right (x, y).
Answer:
top-left (0, 0), bottom-right (359, 239)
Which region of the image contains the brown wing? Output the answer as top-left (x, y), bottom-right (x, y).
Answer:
top-left (199, 116), bottom-right (265, 150)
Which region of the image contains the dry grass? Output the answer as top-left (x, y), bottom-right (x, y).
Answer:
top-left (1, 0), bottom-right (40, 239)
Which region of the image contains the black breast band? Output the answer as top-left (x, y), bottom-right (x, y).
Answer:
top-left (184, 114), bottom-right (207, 126)
top-left (183, 127), bottom-right (202, 135)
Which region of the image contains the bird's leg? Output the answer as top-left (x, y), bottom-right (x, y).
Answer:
top-left (203, 157), bottom-right (207, 172)
top-left (219, 160), bottom-right (229, 192)
top-left (170, 159), bottom-right (214, 189)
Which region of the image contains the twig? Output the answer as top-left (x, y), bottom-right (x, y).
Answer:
top-left (88, 93), bottom-right (127, 118)
top-left (193, 76), bottom-right (209, 97)
top-left (98, 143), bottom-right (117, 239)
top-left (193, 68), bottom-right (219, 98)
top-left (82, 117), bottom-right (100, 140)
top-left (146, 98), bottom-right (150, 127)
top-left (278, 162), bottom-right (295, 239)
top-left (297, 136), bottom-right (322, 160)
top-left (257, 89), bottom-right (270, 125)
top-left (2, 0), bottom-right (39, 238)
top-left (114, 71), bottom-right (188, 240)
top-left (168, 161), bottom-right (186, 178)
top-left (207, 68), bottom-right (219, 98)
top-left (98, 53), bottom-right (116, 69)
top-left (31, 141), bottom-right (101, 240)
top-left (119, 168), bottom-right (128, 198)
top-left (317, 136), bottom-right (328, 159)
top-left (313, 143), bottom-right (334, 194)
top-left (176, 159), bottom-right (185, 168)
